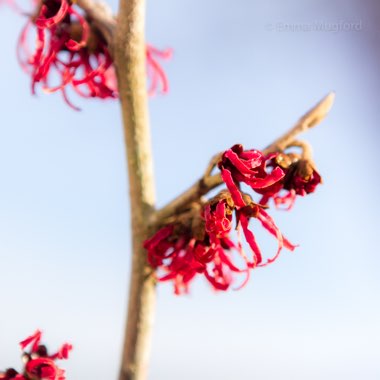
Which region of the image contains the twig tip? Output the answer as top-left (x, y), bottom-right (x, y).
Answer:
top-left (302, 91), bottom-right (336, 129)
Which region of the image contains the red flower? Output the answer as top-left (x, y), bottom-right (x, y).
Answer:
top-left (0, 369), bottom-right (26, 380)
top-left (236, 203), bottom-right (296, 267)
top-left (49, 343), bottom-right (72, 360)
top-left (219, 145), bottom-right (322, 211)
top-left (144, 191), bottom-right (295, 294)
top-left (0, 330), bottom-right (72, 380)
top-left (25, 358), bottom-right (66, 380)
top-left (144, 226), bottom-right (201, 294)
top-left (17, 0), bottom-right (171, 109)
top-left (144, 213), bottom-right (248, 294)
top-left (17, 1), bottom-right (117, 110)
top-left (1, 330), bottom-right (72, 380)
top-left (257, 153), bottom-right (322, 210)
top-left (145, 143), bottom-right (323, 294)
top-left (203, 196), bottom-right (233, 240)
top-left (218, 144), bottom-right (285, 207)
top-left (217, 146), bottom-right (296, 261)
top-left (146, 44), bottom-right (172, 96)
top-left (20, 330), bottom-right (42, 352)
top-left (285, 158), bottom-right (322, 195)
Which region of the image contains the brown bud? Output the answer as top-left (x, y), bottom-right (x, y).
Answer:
top-left (275, 153), bottom-right (300, 169)
top-left (295, 159), bottom-right (315, 181)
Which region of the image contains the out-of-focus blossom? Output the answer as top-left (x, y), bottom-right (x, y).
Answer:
top-left (144, 189), bottom-right (295, 294)
top-left (0, 368), bottom-right (26, 379)
top-left (16, 0), bottom-right (171, 109)
top-left (0, 330), bottom-right (72, 380)
top-left (144, 221), bottom-right (245, 294)
top-left (146, 44), bottom-right (172, 96)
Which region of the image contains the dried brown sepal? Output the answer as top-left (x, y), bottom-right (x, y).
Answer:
top-left (205, 190), bottom-right (234, 212)
top-left (68, 22), bottom-right (100, 52)
top-left (275, 152), bottom-right (300, 170)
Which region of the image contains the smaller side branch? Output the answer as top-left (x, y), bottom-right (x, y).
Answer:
top-left (151, 92), bottom-right (335, 225)
top-left (287, 140), bottom-right (313, 161)
top-left (150, 173), bottom-right (222, 225)
top-left (264, 92), bottom-right (335, 153)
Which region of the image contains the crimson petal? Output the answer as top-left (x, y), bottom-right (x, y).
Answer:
top-left (35, 0), bottom-right (70, 28)
top-left (220, 169), bottom-right (245, 207)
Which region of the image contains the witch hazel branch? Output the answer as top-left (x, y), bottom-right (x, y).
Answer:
top-left (1, 0), bottom-right (336, 378)
top-left (146, 92), bottom-right (335, 294)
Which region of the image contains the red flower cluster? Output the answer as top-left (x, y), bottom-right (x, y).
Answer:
top-left (0, 330), bottom-right (72, 380)
top-left (145, 144), bottom-right (322, 294)
top-left (145, 195), bottom-right (248, 294)
top-left (17, 0), bottom-right (171, 109)
top-left (220, 144), bottom-right (321, 210)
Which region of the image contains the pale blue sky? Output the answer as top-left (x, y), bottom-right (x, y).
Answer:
top-left (0, 0), bottom-right (379, 379)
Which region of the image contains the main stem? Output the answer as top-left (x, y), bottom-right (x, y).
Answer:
top-left (114, 1), bottom-right (156, 379)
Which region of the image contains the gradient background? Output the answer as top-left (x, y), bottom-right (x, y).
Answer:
top-left (1, 0), bottom-right (379, 379)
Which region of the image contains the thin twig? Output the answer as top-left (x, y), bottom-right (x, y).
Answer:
top-left (151, 92), bottom-right (335, 225)
top-left (264, 92), bottom-right (335, 153)
top-left (287, 140), bottom-right (313, 160)
top-left (203, 152), bottom-right (223, 177)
